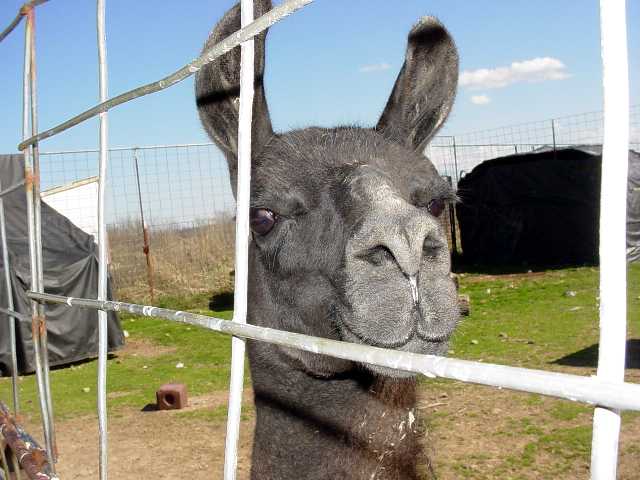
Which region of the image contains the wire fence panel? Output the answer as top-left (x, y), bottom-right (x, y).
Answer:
top-left (35, 101), bottom-right (639, 303)
top-left (426, 105), bottom-right (640, 183)
top-left (39, 144), bottom-right (236, 300)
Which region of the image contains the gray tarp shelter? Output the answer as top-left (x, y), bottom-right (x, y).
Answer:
top-left (0, 154), bottom-right (124, 376)
top-left (456, 146), bottom-right (640, 266)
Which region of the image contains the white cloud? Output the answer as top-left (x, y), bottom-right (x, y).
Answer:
top-left (460, 57), bottom-right (570, 90)
top-left (359, 62), bottom-right (391, 73)
top-left (471, 94), bottom-right (491, 105)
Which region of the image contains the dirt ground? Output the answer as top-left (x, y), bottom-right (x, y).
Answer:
top-left (21, 372), bottom-right (639, 479)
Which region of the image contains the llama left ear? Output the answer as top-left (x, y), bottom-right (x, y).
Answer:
top-left (376, 17), bottom-right (458, 151)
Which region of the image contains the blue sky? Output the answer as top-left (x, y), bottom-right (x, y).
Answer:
top-left (1, 0), bottom-right (639, 154)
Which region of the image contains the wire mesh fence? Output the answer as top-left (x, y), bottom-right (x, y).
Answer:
top-left (39, 144), bottom-right (236, 300)
top-left (427, 104), bottom-right (640, 182)
top-left (34, 105), bottom-right (639, 301)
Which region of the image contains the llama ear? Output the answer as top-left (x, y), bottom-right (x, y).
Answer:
top-left (376, 17), bottom-right (458, 152)
top-left (195, 0), bottom-right (274, 191)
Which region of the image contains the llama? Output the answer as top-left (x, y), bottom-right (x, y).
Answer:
top-left (196, 2), bottom-right (460, 478)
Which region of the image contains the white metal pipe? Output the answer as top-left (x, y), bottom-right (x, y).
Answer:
top-left (223, 0), bottom-right (254, 478)
top-left (96, 0), bottom-right (110, 478)
top-left (591, 0), bottom-right (630, 478)
top-left (27, 292), bottom-right (640, 413)
top-left (0, 178), bottom-right (20, 415)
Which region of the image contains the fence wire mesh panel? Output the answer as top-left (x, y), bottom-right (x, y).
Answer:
top-left (426, 105), bottom-right (640, 183)
top-left (39, 144), bottom-right (236, 300)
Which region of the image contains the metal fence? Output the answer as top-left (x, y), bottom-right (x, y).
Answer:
top-left (32, 102), bottom-right (639, 300)
top-left (0, 1), bottom-right (638, 480)
top-left (39, 144), bottom-right (236, 300)
top-left (427, 104), bottom-right (640, 183)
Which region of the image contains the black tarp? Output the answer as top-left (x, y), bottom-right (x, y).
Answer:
top-left (456, 146), bottom-right (640, 266)
top-left (0, 154), bottom-right (124, 376)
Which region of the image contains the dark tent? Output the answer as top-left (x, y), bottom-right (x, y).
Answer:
top-left (0, 154), bottom-right (124, 376)
top-left (456, 146), bottom-right (640, 266)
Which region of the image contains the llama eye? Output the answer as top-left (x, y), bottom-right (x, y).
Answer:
top-left (250, 208), bottom-right (276, 235)
top-left (427, 199), bottom-right (445, 218)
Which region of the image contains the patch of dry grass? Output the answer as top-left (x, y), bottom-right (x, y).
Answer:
top-left (108, 218), bottom-right (235, 302)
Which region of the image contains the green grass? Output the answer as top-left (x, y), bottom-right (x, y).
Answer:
top-left (1, 264), bottom-right (639, 478)
top-left (5, 293), bottom-right (238, 421)
top-left (450, 265), bottom-right (640, 368)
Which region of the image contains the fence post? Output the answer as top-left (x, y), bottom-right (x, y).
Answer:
top-left (551, 119), bottom-right (557, 160)
top-left (224, 0), bottom-right (255, 478)
top-left (133, 149), bottom-right (155, 302)
top-left (22, 5), bottom-right (56, 468)
top-left (96, 0), bottom-right (110, 478)
top-left (590, 0), bottom-right (629, 477)
top-left (452, 136), bottom-right (459, 183)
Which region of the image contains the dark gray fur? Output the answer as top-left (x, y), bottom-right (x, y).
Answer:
top-left (196, 2), bottom-right (460, 478)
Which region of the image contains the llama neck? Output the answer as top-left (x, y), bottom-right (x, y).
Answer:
top-left (246, 256), bottom-right (426, 479)
top-left (248, 343), bottom-right (424, 480)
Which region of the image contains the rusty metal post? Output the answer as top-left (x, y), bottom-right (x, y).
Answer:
top-left (133, 149), bottom-right (155, 302)
top-left (21, 6), bottom-right (56, 468)
top-left (0, 402), bottom-right (58, 480)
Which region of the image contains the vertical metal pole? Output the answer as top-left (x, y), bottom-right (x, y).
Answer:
top-left (551, 119), bottom-right (557, 160)
top-left (451, 136), bottom-right (459, 184)
top-left (590, 0), bottom-right (629, 478)
top-left (0, 177), bottom-right (20, 415)
top-left (133, 150), bottom-right (155, 302)
top-left (21, 7), bottom-right (56, 469)
top-left (96, 0), bottom-right (110, 478)
top-left (224, 0), bottom-right (254, 478)
top-left (514, 144), bottom-right (518, 154)
top-left (29, 9), bottom-right (56, 464)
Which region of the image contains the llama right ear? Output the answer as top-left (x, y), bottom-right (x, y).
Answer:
top-left (376, 17), bottom-right (458, 152)
top-left (195, 0), bottom-right (274, 192)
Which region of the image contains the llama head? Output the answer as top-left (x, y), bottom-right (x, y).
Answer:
top-left (196, 1), bottom-right (460, 378)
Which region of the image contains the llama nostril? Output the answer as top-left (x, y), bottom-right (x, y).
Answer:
top-left (407, 274), bottom-right (420, 305)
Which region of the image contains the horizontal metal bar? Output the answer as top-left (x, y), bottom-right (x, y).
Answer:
top-left (0, 180), bottom-right (25, 198)
top-left (0, 401), bottom-right (58, 480)
top-left (27, 291), bottom-right (640, 412)
top-left (0, 0), bottom-right (49, 44)
top-left (17, 0), bottom-right (313, 151)
top-left (0, 308), bottom-right (30, 322)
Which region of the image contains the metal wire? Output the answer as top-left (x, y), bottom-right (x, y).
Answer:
top-left (16, 0), bottom-right (313, 152)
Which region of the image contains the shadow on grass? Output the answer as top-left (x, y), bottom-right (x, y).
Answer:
top-left (552, 339), bottom-right (640, 369)
top-left (209, 291), bottom-right (234, 310)
top-left (451, 255), bottom-right (597, 275)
